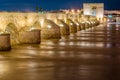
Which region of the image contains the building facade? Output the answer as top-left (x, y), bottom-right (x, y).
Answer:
top-left (83, 3), bottom-right (104, 22)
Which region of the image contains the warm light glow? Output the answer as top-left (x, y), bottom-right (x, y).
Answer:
top-left (59, 24), bottom-right (64, 27)
top-left (76, 23), bottom-right (79, 25)
top-left (54, 19), bottom-right (57, 24)
top-left (47, 51), bottom-right (55, 56)
top-left (59, 42), bottom-right (66, 46)
top-left (77, 10), bottom-right (80, 13)
top-left (86, 21), bottom-right (91, 24)
top-left (27, 18), bottom-right (35, 26)
top-left (65, 10), bottom-right (69, 14)
top-left (69, 42), bottom-right (74, 45)
top-left (81, 22), bottom-right (85, 23)
top-left (40, 19), bottom-right (44, 27)
top-left (0, 32), bottom-right (4, 34)
top-left (64, 19), bottom-right (67, 23)
top-left (95, 43), bottom-right (104, 47)
top-left (84, 11), bottom-right (91, 15)
top-left (0, 63), bottom-right (9, 76)
top-left (30, 27), bottom-right (35, 31)
top-left (70, 23), bottom-right (73, 25)
top-left (48, 25), bottom-right (52, 28)
top-left (71, 9), bottom-right (75, 13)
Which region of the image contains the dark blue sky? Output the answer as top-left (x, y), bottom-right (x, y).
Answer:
top-left (0, 0), bottom-right (120, 11)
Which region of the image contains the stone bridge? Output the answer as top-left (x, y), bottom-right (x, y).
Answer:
top-left (0, 12), bottom-right (99, 51)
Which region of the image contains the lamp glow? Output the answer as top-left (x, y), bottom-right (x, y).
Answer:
top-left (30, 27), bottom-right (35, 31)
top-left (48, 25), bottom-right (52, 28)
top-left (59, 24), bottom-right (64, 27)
top-left (76, 23), bottom-right (79, 25)
top-left (70, 23), bottom-right (73, 25)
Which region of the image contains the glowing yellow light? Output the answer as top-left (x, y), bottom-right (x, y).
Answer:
top-left (76, 23), bottom-right (79, 25)
top-left (65, 10), bottom-right (69, 14)
top-left (70, 23), bottom-right (73, 25)
top-left (96, 43), bottom-right (104, 47)
top-left (30, 27), bottom-right (35, 31)
top-left (0, 32), bottom-right (4, 34)
top-left (77, 10), bottom-right (80, 13)
top-left (69, 42), bottom-right (74, 45)
top-left (54, 19), bottom-right (57, 24)
top-left (81, 22), bottom-right (85, 23)
top-left (59, 24), bottom-right (64, 27)
top-left (71, 9), bottom-right (75, 13)
top-left (64, 19), bottom-right (67, 23)
top-left (86, 21), bottom-right (91, 24)
top-left (59, 42), bottom-right (66, 46)
top-left (0, 63), bottom-right (9, 76)
top-left (47, 51), bottom-right (54, 56)
top-left (40, 19), bottom-right (44, 27)
top-left (48, 25), bottom-right (52, 28)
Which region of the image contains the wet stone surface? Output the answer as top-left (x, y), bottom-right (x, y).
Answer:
top-left (0, 24), bottom-right (120, 80)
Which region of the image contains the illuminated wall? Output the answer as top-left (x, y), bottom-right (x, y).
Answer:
top-left (83, 3), bottom-right (104, 22)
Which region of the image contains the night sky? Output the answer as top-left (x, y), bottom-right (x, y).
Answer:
top-left (0, 0), bottom-right (120, 11)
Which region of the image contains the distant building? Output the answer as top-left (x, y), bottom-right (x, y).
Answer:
top-left (105, 10), bottom-right (120, 15)
top-left (83, 3), bottom-right (104, 22)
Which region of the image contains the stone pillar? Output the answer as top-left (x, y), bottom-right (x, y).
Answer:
top-left (88, 22), bottom-right (92, 28)
top-left (60, 26), bottom-right (69, 36)
top-left (0, 34), bottom-right (11, 51)
top-left (85, 23), bottom-right (89, 29)
top-left (19, 30), bottom-right (41, 44)
top-left (57, 20), bottom-right (70, 36)
top-left (66, 19), bottom-right (77, 33)
top-left (41, 19), bottom-right (61, 39)
top-left (41, 28), bottom-right (61, 39)
top-left (92, 22), bottom-right (96, 27)
top-left (80, 23), bottom-right (85, 30)
top-left (69, 24), bottom-right (77, 33)
top-left (76, 24), bottom-right (81, 31)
